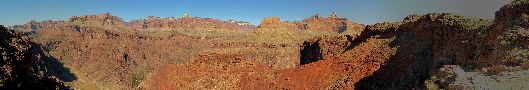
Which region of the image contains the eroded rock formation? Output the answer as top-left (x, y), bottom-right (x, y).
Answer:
top-left (487, 0), bottom-right (529, 67)
top-left (257, 12), bottom-right (364, 33)
top-left (354, 13), bottom-right (492, 89)
top-left (6, 1), bottom-right (529, 89)
top-left (0, 25), bottom-right (68, 89)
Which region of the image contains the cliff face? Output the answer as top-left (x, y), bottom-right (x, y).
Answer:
top-left (257, 13), bottom-right (364, 33)
top-left (0, 25), bottom-right (68, 89)
top-left (33, 24), bottom-right (201, 89)
top-left (7, 1), bottom-right (529, 89)
top-left (68, 13), bottom-right (126, 26)
top-left (29, 13), bottom-right (300, 89)
top-left (353, 13), bottom-right (492, 89)
top-left (353, 1), bottom-right (529, 88)
top-left (300, 35), bottom-right (354, 65)
top-left (488, 0), bottom-right (529, 66)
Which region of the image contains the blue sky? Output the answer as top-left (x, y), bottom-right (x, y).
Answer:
top-left (0, 0), bottom-right (511, 26)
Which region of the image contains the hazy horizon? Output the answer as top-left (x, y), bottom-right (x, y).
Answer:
top-left (0, 0), bottom-right (512, 26)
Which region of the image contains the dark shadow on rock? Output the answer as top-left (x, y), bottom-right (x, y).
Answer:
top-left (353, 13), bottom-right (492, 89)
top-left (32, 43), bottom-right (78, 82)
top-left (0, 25), bottom-right (70, 89)
top-left (350, 21), bottom-right (437, 89)
top-left (300, 39), bottom-right (322, 65)
top-left (354, 31), bottom-right (435, 89)
top-left (343, 29), bottom-right (370, 53)
top-left (342, 27), bottom-right (392, 53)
top-left (337, 25), bottom-right (347, 33)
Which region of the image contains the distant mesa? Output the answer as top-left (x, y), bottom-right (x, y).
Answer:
top-left (258, 17), bottom-right (298, 30)
top-left (127, 12), bottom-right (256, 30)
top-left (257, 12), bottom-right (364, 33)
top-left (68, 12), bottom-right (126, 26)
top-left (13, 12), bottom-right (364, 33)
top-left (23, 20), bottom-right (62, 31)
top-left (13, 12), bottom-right (362, 33)
top-left (15, 12), bottom-right (257, 31)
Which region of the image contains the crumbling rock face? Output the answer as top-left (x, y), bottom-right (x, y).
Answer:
top-left (487, 0), bottom-right (529, 66)
top-left (33, 19), bottom-right (295, 89)
top-left (355, 13), bottom-right (492, 89)
top-left (33, 25), bottom-right (201, 89)
top-left (139, 13), bottom-right (497, 90)
top-left (141, 36), bottom-right (394, 89)
top-left (300, 41), bottom-right (321, 65)
top-left (0, 25), bottom-right (68, 89)
top-left (300, 35), bottom-right (353, 65)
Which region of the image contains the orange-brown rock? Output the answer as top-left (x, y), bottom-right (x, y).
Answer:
top-left (15, 1), bottom-right (529, 89)
top-left (298, 12), bottom-right (363, 33)
top-left (68, 12), bottom-right (125, 26)
top-left (257, 17), bottom-right (298, 30)
top-left (141, 35), bottom-right (393, 89)
top-left (355, 13), bottom-right (492, 89)
top-left (257, 12), bottom-right (364, 33)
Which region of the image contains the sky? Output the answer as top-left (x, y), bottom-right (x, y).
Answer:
top-left (0, 0), bottom-right (512, 26)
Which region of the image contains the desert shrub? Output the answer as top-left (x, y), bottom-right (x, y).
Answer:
top-left (132, 74), bottom-right (145, 88)
top-left (461, 62), bottom-right (477, 72)
top-left (522, 13), bottom-right (529, 25)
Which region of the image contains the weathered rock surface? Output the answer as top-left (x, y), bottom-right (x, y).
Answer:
top-left (68, 12), bottom-right (125, 26)
top-left (7, 1), bottom-right (529, 89)
top-left (28, 13), bottom-right (302, 89)
top-left (257, 12), bottom-right (364, 33)
top-left (487, 0), bottom-right (529, 67)
top-left (355, 13), bottom-right (493, 89)
top-left (0, 25), bottom-right (68, 89)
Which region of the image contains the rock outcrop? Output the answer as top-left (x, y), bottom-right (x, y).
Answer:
top-left (300, 35), bottom-right (354, 65)
top-left (0, 25), bottom-right (68, 89)
top-left (257, 12), bottom-right (364, 33)
top-left (29, 13), bottom-right (292, 89)
top-left (68, 12), bottom-right (125, 26)
top-left (487, 0), bottom-right (529, 66)
top-left (354, 13), bottom-right (492, 89)
top-left (258, 17), bottom-right (298, 30)
top-left (10, 1), bottom-right (529, 89)
top-left (298, 12), bottom-right (362, 33)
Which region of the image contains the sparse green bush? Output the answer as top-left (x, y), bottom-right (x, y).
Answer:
top-left (132, 74), bottom-right (144, 88)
